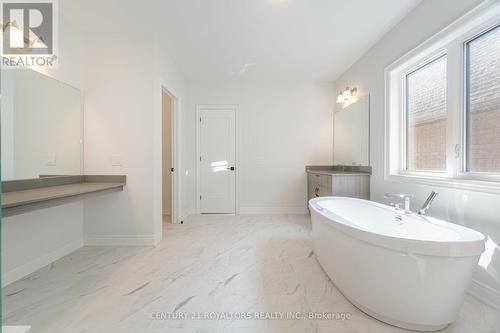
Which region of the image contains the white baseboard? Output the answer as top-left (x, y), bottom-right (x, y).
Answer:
top-left (154, 233), bottom-right (162, 246)
top-left (239, 207), bottom-right (308, 214)
top-left (84, 234), bottom-right (156, 246)
top-left (2, 238), bottom-right (83, 287)
top-left (468, 279), bottom-right (500, 312)
top-left (177, 210), bottom-right (195, 223)
top-left (2, 326), bottom-right (31, 333)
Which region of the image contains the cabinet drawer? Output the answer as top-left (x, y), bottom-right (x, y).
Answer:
top-left (309, 173), bottom-right (332, 188)
top-left (331, 175), bottom-right (370, 199)
top-left (318, 185), bottom-right (332, 197)
top-left (308, 184), bottom-right (333, 199)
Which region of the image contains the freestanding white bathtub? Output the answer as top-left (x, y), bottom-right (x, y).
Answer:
top-left (309, 197), bottom-right (485, 331)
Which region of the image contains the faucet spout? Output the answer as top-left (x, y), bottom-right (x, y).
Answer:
top-left (384, 193), bottom-right (413, 213)
top-left (418, 191), bottom-right (439, 215)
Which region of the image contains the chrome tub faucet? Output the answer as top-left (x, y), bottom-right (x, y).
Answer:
top-left (418, 191), bottom-right (439, 216)
top-left (384, 193), bottom-right (413, 213)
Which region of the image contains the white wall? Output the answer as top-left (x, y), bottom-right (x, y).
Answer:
top-left (186, 81), bottom-right (334, 213)
top-left (334, 0), bottom-right (500, 309)
top-left (82, 33), bottom-right (188, 244)
top-left (82, 32), bottom-right (156, 245)
top-left (1, 17), bottom-right (86, 286)
top-left (1, 203), bottom-right (83, 286)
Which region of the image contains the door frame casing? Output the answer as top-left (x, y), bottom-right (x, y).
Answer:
top-left (154, 78), bottom-right (181, 245)
top-left (196, 104), bottom-right (239, 215)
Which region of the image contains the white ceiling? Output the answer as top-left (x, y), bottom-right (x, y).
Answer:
top-left (61, 0), bottom-right (421, 82)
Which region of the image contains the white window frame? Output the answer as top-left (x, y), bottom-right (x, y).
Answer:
top-left (460, 21), bottom-right (500, 181)
top-left (385, 0), bottom-right (500, 194)
top-left (401, 52), bottom-right (449, 175)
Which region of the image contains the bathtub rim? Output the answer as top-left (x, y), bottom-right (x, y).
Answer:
top-left (309, 197), bottom-right (485, 257)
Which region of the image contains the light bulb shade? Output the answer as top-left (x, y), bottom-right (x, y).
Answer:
top-left (343, 87), bottom-right (351, 100)
top-left (336, 93), bottom-right (344, 103)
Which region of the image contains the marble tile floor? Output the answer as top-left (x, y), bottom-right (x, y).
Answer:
top-left (3, 214), bottom-right (500, 333)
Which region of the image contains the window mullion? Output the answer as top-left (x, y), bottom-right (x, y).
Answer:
top-left (446, 42), bottom-right (462, 178)
top-left (401, 76), bottom-right (407, 172)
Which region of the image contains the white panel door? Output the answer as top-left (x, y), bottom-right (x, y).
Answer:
top-left (199, 109), bottom-right (236, 213)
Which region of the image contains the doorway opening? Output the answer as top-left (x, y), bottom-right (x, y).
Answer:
top-left (155, 82), bottom-right (180, 242)
top-left (162, 90), bottom-right (173, 225)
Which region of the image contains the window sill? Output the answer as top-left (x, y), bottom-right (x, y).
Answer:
top-left (386, 173), bottom-right (500, 195)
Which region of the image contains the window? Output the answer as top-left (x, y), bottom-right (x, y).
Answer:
top-left (405, 56), bottom-right (447, 171)
top-left (465, 24), bottom-right (500, 173)
top-left (385, 3), bottom-right (500, 192)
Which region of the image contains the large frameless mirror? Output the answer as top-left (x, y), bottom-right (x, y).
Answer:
top-left (333, 95), bottom-right (370, 166)
top-left (1, 67), bottom-right (83, 181)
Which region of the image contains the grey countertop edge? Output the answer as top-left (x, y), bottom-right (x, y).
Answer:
top-left (2, 183), bottom-right (125, 209)
top-left (2, 175), bottom-right (126, 193)
top-left (306, 170), bottom-right (371, 176)
top-left (1, 175), bottom-right (126, 217)
top-left (305, 165), bottom-right (371, 176)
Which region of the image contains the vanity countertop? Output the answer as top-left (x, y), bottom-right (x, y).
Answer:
top-left (306, 170), bottom-right (370, 176)
top-left (3, 182), bottom-right (124, 208)
top-left (305, 165), bottom-right (371, 176)
top-left (2, 175), bottom-right (126, 217)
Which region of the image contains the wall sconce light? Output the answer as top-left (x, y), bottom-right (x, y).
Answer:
top-left (336, 86), bottom-right (358, 104)
top-left (336, 92), bottom-right (344, 103)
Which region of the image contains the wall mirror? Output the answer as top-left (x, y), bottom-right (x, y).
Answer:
top-left (333, 94), bottom-right (370, 166)
top-left (1, 68), bottom-right (83, 181)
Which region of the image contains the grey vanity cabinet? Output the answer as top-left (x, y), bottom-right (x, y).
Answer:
top-left (307, 172), bottom-right (370, 205)
top-left (308, 173), bottom-right (332, 199)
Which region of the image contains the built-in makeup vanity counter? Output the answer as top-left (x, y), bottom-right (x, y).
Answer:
top-left (2, 175), bottom-right (126, 217)
top-left (306, 166), bottom-right (370, 208)
top-left (0, 67), bottom-right (126, 295)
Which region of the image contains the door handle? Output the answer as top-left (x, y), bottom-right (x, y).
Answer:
top-left (227, 166), bottom-right (235, 171)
